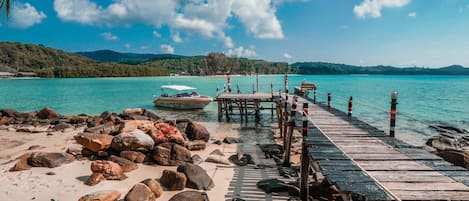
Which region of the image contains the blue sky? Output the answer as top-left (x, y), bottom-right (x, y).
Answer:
top-left (1, 0), bottom-right (469, 67)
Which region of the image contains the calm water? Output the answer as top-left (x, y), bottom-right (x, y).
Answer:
top-left (0, 75), bottom-right (468, 145)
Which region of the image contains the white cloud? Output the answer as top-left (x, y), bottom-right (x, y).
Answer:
top-left (283, 53), bottom-right (292, 59)
top-left (172, 32), bottom-right (183, 43)
top-left (232, 0), bottom-right (284, 39)
top-left (408, 12), bottom-right (416, 18)
top-left (152, 30), bottom-right (161, 38)
top-left (124, 43), bottom-right (131, 48)
top-left (140, 45), bottom-right (150, 50)
top-left (53, 0), bottom-right (290, 46)
top-left (10, 3), bottom-right (47, 29)
top-left (354, 0), bottom-right (411, 19)
top-left (160, 44), bottom-right (174, 54)
top-left (226, 46), bottom-right (256, 57)
top-left (101, 32), bottom-right (118, 41)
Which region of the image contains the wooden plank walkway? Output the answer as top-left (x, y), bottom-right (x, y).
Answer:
top-left (284, 95), bottom-right (469, 201)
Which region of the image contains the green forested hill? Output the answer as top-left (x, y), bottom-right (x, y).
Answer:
top-left (0, 42), bottom-right (168, 77)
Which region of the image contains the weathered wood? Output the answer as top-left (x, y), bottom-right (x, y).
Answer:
top-left (393, 190), bottom-right (469, 200)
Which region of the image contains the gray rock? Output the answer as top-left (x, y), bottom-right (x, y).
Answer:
top-left (191, 154), bottom-right (203, 165)
top-left (177, 163), bottom-right (214, 190)
top-left (186, 140), bottom-right (206, 151)
top-left (169, 191), bottom-right (209, 201)
top-left (111, 129), bottom-right (155, 152)
top-left (160, 170), bottom-right (187, 191)
top-left (28, 152), bottom-right (75, 168)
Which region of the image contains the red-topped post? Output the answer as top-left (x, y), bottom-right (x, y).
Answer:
top-left (327, 93), bottom-right (332, 108)
top-left (390, 91), bottom-right (398, 137)
top-left (348, 96), bottom-right (353, 117)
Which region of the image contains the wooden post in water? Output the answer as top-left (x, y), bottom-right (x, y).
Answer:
top-left (227, 74), bottom-right (232, 93)
top-left (348, 96), bottom-right (353, 117)
top-left (390, 91), bottom-right (398, 137)
top-left (283, 101), bottom-right (296, 167)
top-left (277, 100), bottom-right (283, 138)
top-left (300, 102), bottom-right (309, 201)
top-left (313, 88), bottom-right (317, 104)
top-left (237, 84), bottom-right (240, 94)
top-left (327, 93), bottom-right (331, 108)
top-left (283, 94), bottom-right (289, 146)
top-left (217, 99), bottom-right (222, 121)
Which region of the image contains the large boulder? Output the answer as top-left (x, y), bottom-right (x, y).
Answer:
top-left (152, 142), bottom-right (191, 166)
top-left (74, 133), bottom-right (114, 152)
top-left (437, 149), bottom-right (469, 168)
top-left (141, 178), bottom-right (163, 198)
top-left (120, 120), bottom-right (156, 133)
top-left (169, 191), bottom-right (209, 201)
top-left (120, 151), bottom-right (147, 163)
top-left (150, 123), bottom-right (185, 145)
top-left (111, 129), bottom-right (155, 152)
top-left (185, 121), bottom-right (210, 142)
top-left (109, 155), bottom-right (138, 172)
top-left (90, 160), bottom-right (126, 180)
top-left (160, 170), bottom-right (187, 191)
top-left (177, 163), bottom-right (214, 190)
top-left (27, 152), bottom-right (75, 168)
top-left (426, 135), bottom-right (460, 151)
top-left (37, 107), bottom-right (59, 119)
top-left (124, 183), bottom-right (155, 201)
top-left (78, 190), bottom-right (121, 201)
top-left (10, 153), bottom-right (34, 171)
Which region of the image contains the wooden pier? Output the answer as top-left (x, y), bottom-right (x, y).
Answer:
top-left (216, 92), bottom-right (279, 121)
top-left (282, 94), bottom-right (469, 200)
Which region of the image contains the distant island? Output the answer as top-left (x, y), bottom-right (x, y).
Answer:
top-left (0, 42), bottom-right (468, 78)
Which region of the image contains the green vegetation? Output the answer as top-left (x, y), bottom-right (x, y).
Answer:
top-left (0, 42), bottom-right (168, 77)
top-left (294, 62), bottom-right (469, 75)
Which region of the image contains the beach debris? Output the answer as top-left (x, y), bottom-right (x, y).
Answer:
top-left (28, 152), bottom-right (75, 168)
top-left (228, 152), bottom-right (255, 166)
top-left (86, 160), bottom-right (126, 186)
top-left (141, 178), bottom-right (163, 198)
top-left (109, 155), bottom-right (138, 172)
top-left (120, 150), bottom-right (147, 163)
top-left (185, 121), bottom-right (210, 142)
top-left (37, 107), bottom-right (59, 119)
top-left (124, 183), bottom-right (156, 201)
top-left (212, 140), bottom-right (222, 145)
top-left (78, 190), bottom-right (121, 201)
top-left (259, 144), bottom-right (284, 158)
top-left (185, 140), bottom-right (206, 151)
top-left (151, 123), bottom-right (185, 145)
top-left (222, 137), bottom-right (242, 144)
top-left (191, 154), bottom-right (203, 165)
top-left (46, 172), bottom-right (56, 175)
top-left (160, 170), bottom-right (187, 191)
top-left (177, 163), bottom-right (214, 190)
top-left (205, 155), bottom-right (230, 165)
top-left (279, 167), bottom-right (298, 178)
top-left (9, 152), bottom-right (34, 171)
top-left (152, 142), bottom-right (192, 166)
top-left (256, 178), bottom-right (289, 193)
top-left (74, 133), bottom-right (114, 152)
top-left (209, 149), bottom-right (224, 156)
top-left (169, 191), bottom-right (209, 201)
top-left (111, 129), bottom-right (155, 152)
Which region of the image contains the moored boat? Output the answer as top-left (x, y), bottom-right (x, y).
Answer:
top-left (153, 85), bottom-right (212, 109)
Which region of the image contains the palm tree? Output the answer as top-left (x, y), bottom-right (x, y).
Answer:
top-left (0, 0), bottom-right (12, 18)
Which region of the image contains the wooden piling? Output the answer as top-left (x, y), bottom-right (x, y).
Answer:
top-left (283, 102), bottom-right (296, 167)
top-left (300, 102), bottom-right (309, 201)
top-left (217, 100), bottom-right (222, 121)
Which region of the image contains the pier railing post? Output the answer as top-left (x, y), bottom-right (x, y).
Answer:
top-left (237, 84), bottom-right (240, 94)
top-left (283, 100), bottom-right (296, 167)
top-left (283, 94), bottom-right (289, 144)
top-left (300, 102), bottom-right (310, 201)
top-left (313, 88), bottom-right (316, 104)
top-left (284, 74), bottom-right (289, 93)
top-left (271, 82), bottom-right (273, 97)
top-left (227, 74), bottom-right (232, 93)
top-left (348, 96), bottom-right (353, 117)
top-left (327, 93), bottom-right (332, 108)
top-left (390, 91), bottom-right (398, 137)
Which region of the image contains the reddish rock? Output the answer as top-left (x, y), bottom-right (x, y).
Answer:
top-left (124, 183), bottom-right (155, 201)
top-left (75, 133), bottom-right (114, 152)
top-left (185, 121), bottom-right (210, 142)
top-left (152, 143), bottom-right (191, 166)
top-left (37, 107), bottom-right (59, 119)
top-left (9, 153), bottom-right (34, 171)
top-left (111, 129), bottom-right (155, 152)
top-left (109, 155), bottom-right (138, 172)
top-left (160, 170), bottom-right (187, 191)
top-left (28, 152), bottom-right (75, 168)
top-left (152, 146), bottom-right (171, 166)
top-left (123, 108), bottom-right (144, 116)
top-left (120, 151), bottom-right (147, 163)
top-left (120, 120), bottom-right (156, 133)
top-left (185, 140), bottom-right (206, 151)
top-left (90, 160), bottom-right (126, 180)
top-left (150, 123), bottom-right (185, 145)
top-left (85, 173), bottom-right (106, 186)
top-left (0, 116), bottom-right (12, 126)
top-left (141, 178), bottom-right (163, 198)
top-left (78, 190), bottom-right (121, 201)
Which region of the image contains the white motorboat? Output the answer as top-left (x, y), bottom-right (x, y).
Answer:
top-left (153, 85), bottom-right (212, 109)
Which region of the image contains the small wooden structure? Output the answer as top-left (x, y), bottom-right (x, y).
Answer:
top-left (294, 80), bottom-right (316, 97)
top-left (216, 92), bottom-right (279, 121)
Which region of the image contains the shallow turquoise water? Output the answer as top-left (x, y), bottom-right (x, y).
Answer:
top-left (0, 75), bottom-right (467, 145)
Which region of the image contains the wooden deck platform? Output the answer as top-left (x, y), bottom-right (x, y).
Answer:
top-left (216, 92), bottom-right (279, 121)
top-left (283, 94), bottom-right (469, 201)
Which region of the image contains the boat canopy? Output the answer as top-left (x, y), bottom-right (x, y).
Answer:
top-left (160, 85), bottom-right (196, 91)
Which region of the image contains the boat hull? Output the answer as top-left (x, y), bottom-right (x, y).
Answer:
top-left (153, 97), bottom-right (212, 110)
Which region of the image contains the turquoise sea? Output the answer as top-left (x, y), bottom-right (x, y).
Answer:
top-left (0, 75), bottom-right (468, 145)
